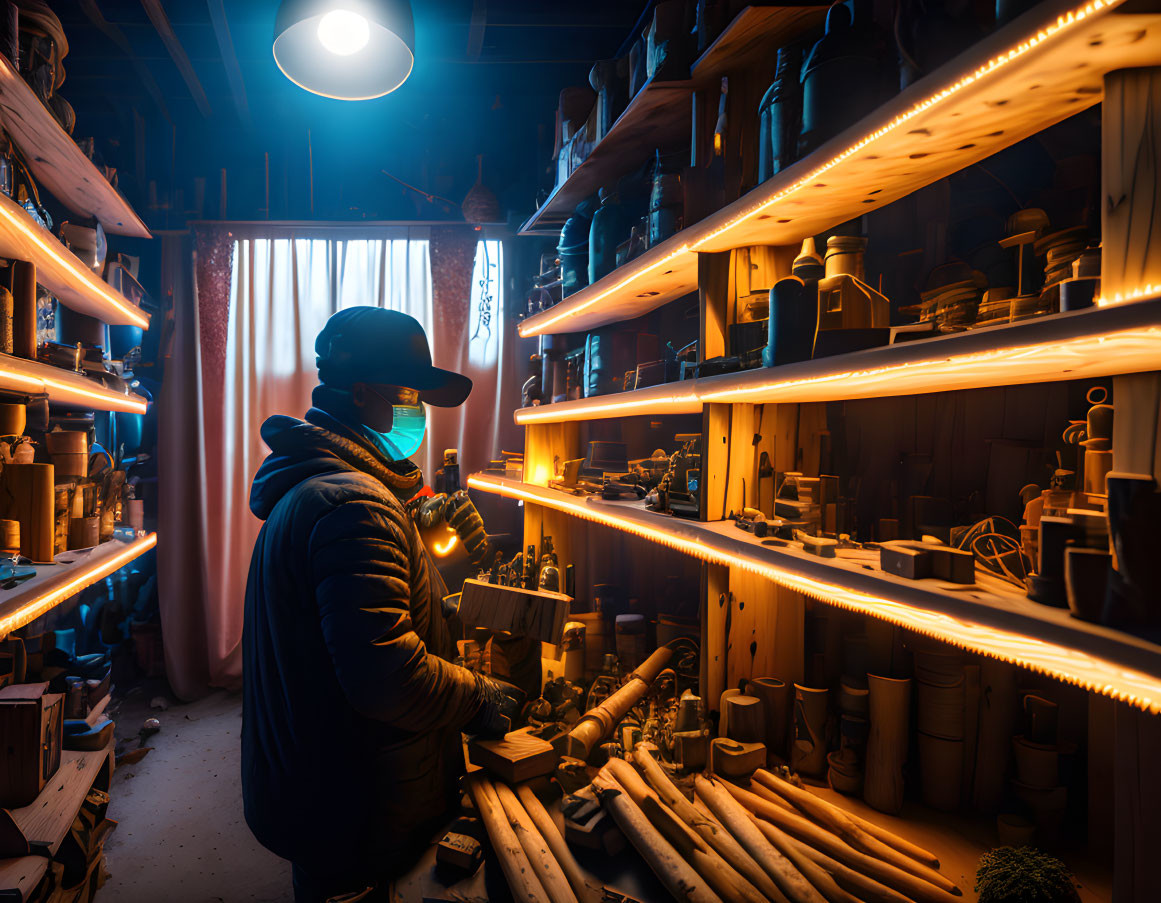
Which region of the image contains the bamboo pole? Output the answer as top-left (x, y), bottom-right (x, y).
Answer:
top-left (696, 775), bottom-right (826, 903)
top-left (633, 745), bottom-right (788, 902)
top-left (754, 769), bottom-right (940, 868)
top-left (747, 812), bottom-right (863, 903)
top-left (515, 785), bottom-right (600, 903)
top-left (592, 768), bottom-right (721, 903)
top-left (605, 758), bottom-right (768, 903)
top-left (495, 782), bottom-right (579, 903)
top-left (785, 835), bottom-right (915, 903)
top-left (466, 774), bottom-right (549, 903)
top-left (722, 780), bottom-right (962, 903)
top-left (568, 647), bottom-right (673, 759)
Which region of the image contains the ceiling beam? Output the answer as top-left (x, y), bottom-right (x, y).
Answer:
top-left (77, 0), bottom-right (171, 122)
top-left (466, 0), bottom-right (487, 60)
top-left (205, 0), bottom-right (251, 128)
top-left (137, 0), bottom-right (213, 118)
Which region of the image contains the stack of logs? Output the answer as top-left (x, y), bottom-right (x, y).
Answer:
top-left (470, 742), bottom-right (963, 903)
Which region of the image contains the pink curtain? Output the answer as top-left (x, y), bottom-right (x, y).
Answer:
top-left (158, 226), bottom-right (446, 700)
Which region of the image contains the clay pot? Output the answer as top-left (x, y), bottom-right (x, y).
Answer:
top-left (749, 676), bottom-right (791, 757)
top-left (1012, 735), bottom-right (1059, 789)
top-left (790, 683), bottom-right (829, 777)
top-left (918, 731), bottom-right (963, 811)
top-left (864, 674), bottom-right (910, 814)
top-left (0, 402), bottom-right (25, 437)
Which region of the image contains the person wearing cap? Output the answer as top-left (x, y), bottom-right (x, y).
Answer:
top-left (242, 307), bottom-right (522, 901)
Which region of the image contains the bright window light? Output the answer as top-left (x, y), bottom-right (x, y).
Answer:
top-left (317, 10), bottom-right (371, 56)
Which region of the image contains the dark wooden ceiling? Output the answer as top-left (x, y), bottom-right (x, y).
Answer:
top-left (49, 0), bottom-right (647, 224)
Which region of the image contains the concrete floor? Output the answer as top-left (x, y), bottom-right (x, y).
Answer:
top-left (102, 689), bottom-right (291, 902)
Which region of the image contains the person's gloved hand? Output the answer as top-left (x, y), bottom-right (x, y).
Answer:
top-left (445, 491), bottom-right (490, 566)
top-left (465, 672), bottom-right (526, 739)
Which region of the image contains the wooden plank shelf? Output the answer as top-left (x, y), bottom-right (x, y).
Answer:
top-left (518, 0), bottom-right (1161, 337)
top-left (515, 295), bottom-right (1161, 423)
top-left (0, 351), bottom-right (149, 414)
top-left (690, 4), bottom-right (828, 84)
top-left (467, 475), bottom-right (1161, 712)
top-left (8, 742), bottom-right (113, 857)
top-left (0, 855), bottom-right (47, 902)
top-left (0, 533), bottom-right (157, 639)
top-left (0, 192), bottom-right (149, 328)
top-left (519, 74), bottom-right (693, 236)
top-left (0, 56), bottom-right (149, 239)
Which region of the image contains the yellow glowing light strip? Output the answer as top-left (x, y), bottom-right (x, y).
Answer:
top-left (519, 0), bottom-right (1123, 339)
top-left (468, 475), bottom-right (1161, 712)
top-left (516, 391), bottom-right (701, 425)
top-left (0, 201), bottom-right (150, 330)
top-left (0, 533), bottom-right (157, 637)
top-left (0, 359), bottom-right (149, 414)
top-left (1098, 284), bottom-right (1161, 306)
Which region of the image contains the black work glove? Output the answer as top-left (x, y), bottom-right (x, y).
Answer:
top-left (465, 672), bottom-right (525, 739)
top-left (445, 492), bottom-right (490, 567)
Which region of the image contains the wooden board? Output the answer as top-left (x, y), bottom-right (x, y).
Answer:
top-left (690, 5), bottom-right (828, 84)
top-left (518, 0), bottom-right (1161, 336)
top-left (457, 579), bottom-right (571, 644)
top-left (0, 855), bottom-right (47, 902)
top-left (514, 295), bottom-right (1161, 422)
top-left (467, 475), bottom-right (1161, 710)
top-left (0, 57), bottom-right (149, 239)
top-left (9, 745), bottom-right (111, 856)
top-left (468, 728), bottom-right (557, 784)
top-left (520, 75), bottom-right (692, 235)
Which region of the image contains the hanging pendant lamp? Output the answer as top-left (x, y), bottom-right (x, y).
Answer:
top-left (273, 0), bottom-right (415, 100)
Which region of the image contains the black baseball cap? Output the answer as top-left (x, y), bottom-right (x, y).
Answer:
top-left (315, 307), bottom-right (472, 408)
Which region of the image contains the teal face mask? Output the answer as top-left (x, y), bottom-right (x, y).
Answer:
top-left (360, 401), bottom-right (426, 461)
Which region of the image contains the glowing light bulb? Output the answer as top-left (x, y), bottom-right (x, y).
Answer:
top-left (317, 9), bottom-right (370, 56)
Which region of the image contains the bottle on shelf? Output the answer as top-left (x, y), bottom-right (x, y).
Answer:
top-left (558, 198), bottom-right (596, 297)
top-left (757, 44), bottom-right (803, 182)
top-left (537, 536), bottom-right (560, 593)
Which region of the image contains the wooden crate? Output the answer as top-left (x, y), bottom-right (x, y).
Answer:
top-left (0, 683), bottom-right (63, 808)
top-left (456, 579), bottom-right (571, 644)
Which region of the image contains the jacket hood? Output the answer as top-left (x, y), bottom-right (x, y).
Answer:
top-left (250, 408), bottom-right (423, 520)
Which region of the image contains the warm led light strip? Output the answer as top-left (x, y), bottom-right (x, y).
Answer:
top-left (519, 0), bottom-right (1124, 339)
top-left (0, 359), bottom-right (149, 414)
top-left (514, 322), bottom-right (1161, 422)
top-left (0, 533), bottom-right (157, 637)
top-left (0, 200), bottom-right (150, 330)
top-left (1098, 284), bottom-right (1160, 306)
top-left (469, 475), bottom-right (1161, 713)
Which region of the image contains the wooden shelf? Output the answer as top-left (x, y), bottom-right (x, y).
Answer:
top-left (690, 5), bottom-right (827, 84)
top-left (0, 56), bottom-right (149, 239)
top-left (519, 74), bottom-right (693, 236)
top-left (8, 742), bottom-right (113, 857)
top-left (467, 475), bottom-right (1161, 712)
top-left (515, 296), bottom-right (1161, 423)
top-left (518, 0), bottom-right (1161, 337)
top-left (0, 192), bottom-right (149, 328)
top-left (0, 351), bottom-right (149, 414)
top-left (0, 855), bottom-right (47, 902)
top-left (0, 533), bottom-right (157, 638)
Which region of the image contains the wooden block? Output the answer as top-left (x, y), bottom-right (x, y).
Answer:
top-left (0, 683), bottom-right (63, 809)
top-left (724, 694), bottom-right (765, 744)
top-left (880, 540), bottom-right (975, 584)
top-left (674, 730), bottom-right (709, 771)
top-left (0, 463), bottom-right (55, 562)
top-left (712, 738), bottom-right (767, 778)
top-left (468, 728), bottom-right (557, 784)
top-left (457, 579), bottom-right (571, 644)
top-left (436, 817), bottom-right (484, 875)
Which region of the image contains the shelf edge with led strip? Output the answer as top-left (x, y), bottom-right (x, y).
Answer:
top-left (515, 296), bottom-right (1161, 423)
top-left (518, 0), bottom-right (1161, 338)
top-left (0, 533), bottom-right (157, 638)
top-left (467, 475), bottom-right (1161, 713)
top-left (0, 352), bottom-right (149, 414)
top-left (0, 55), bottom-right (150, 239)
top-left (0, 192), bottom-right (149, 328)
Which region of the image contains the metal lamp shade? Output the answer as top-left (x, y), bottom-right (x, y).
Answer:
top-left (273, 0), bottom-right (415, 100)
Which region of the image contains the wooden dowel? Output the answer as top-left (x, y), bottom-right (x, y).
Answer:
top-left (592, 768), bottom-right (721, 903)
top-left (633, 745), bottom-right (788, 903)
top-left (515, 785), bottom-right (600, 903)
top-left (696, 775), bottom-right (826, 903)
top-left (605, 758), bottom-right (768, 903)
top-left (755, 769), bottom-right (940, 869)
top-left (495, 782), bottom-right (579, 903)
top-left (467, 775), bottom-right (549, 903)
top-left (786, 835), bottom-right (915, 903)
top-left (747, 813), bottom-right (862, 903)
top-left (568, 647), bottom-right (673, 759)
top-left (722, 780), bottom-right (962, 903)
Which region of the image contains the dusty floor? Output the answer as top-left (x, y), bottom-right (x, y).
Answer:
top-left (102, 688), bottom-right (291, 903)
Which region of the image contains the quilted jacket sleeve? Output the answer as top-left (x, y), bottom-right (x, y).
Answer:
top-left (308, 496), bottom-right (483, 733)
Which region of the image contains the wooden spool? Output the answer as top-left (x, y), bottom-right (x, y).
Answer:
top-left (45, 431), bottom-right (88, 455)
top-left (864, 674), bottom-right (911, 815)
top-left (68, 516), bottom-right (100, 550)
top-left (0, 462), bottom-right (54, 561)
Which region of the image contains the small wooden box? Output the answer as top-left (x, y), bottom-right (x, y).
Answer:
top-left (457, 579), bottom-right (571, 644)
top-left (469, 727), bottom-right (558, 784)
top-left (0, 682), bottom-right (64, 807)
